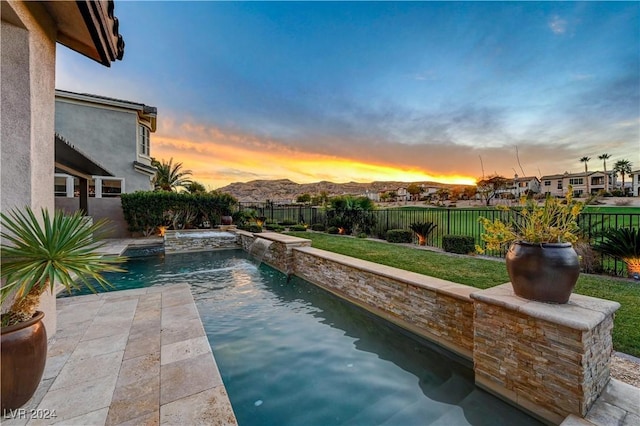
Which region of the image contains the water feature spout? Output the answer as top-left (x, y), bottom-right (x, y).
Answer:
top-left (248, 237), bottom-right (273, 265)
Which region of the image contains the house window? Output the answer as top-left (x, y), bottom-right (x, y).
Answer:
top-left (544, 181), bottom-right (551, 186)
top-left (569, 178), bottom-right (583, 185)
top-left (139, 125), bottom-right (150, 157)
top-left (101, 179), bottom-right (123, 197)
top-left (54, 176), bottom-right (68, 197)
top-left (557, 181), bottom-right (563, 190)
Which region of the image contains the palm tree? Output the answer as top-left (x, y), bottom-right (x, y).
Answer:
top-left (580, 156), bottom-right (591, 195)
top-left (152, 157), bottom-right (193, 192)
top-left (613, 159), bottom-right (633, 195)
top-left (186, 181), bottom-right (206, 194)
top-left (598, 153), bottom-right (611, 192)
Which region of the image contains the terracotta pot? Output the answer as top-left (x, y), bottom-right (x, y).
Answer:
top-left (1, 311), bottom-right (47, 410)
top-left (221, 215), bottom-right (233, 226)
top-left (506, 242), bottom-right (580, 304)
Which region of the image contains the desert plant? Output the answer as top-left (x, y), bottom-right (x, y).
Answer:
top-left (409, 222), bottom-right (437, 246)
top-left (477, 188), bottom-right (584, 252)
top-left (1, 208), bottom-right (124, 327)
top-left (593, 227), bottom-right (640, 278)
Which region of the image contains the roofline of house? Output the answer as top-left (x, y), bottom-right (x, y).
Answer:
top-left (55, 89), bottom-right (158, 131)
top-left (42, 0), bottom-right (124, 67)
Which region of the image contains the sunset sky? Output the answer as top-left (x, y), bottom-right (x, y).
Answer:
top-left (56, 1), bottom-right (639, 190)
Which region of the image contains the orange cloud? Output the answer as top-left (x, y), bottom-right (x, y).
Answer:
top-left (152, 117), bottom-right (477, 190)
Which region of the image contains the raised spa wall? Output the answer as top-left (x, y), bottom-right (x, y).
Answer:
top-left (236, 230), bottom-right (620, 425)
top-left (164, 229), bottom-right (241, 254)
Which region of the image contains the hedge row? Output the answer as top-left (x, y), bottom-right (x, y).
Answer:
top-left (121, 191), bottom-right (237, 236)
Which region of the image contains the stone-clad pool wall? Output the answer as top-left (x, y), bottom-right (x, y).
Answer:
top-left (236, 231), bottom-right (620, 424)
top-left (164, 229), bottom-right (241, 254)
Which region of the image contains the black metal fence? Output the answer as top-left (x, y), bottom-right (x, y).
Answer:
top-left (237, 203), bottom-right (640, 276)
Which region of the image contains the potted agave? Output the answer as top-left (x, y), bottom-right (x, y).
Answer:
top-left (477, 188), bottom-right (584, 303)
top-left (1, 208), bottom-right (124, 410)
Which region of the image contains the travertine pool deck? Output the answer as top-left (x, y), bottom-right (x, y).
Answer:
top-left (2, 284), bottom-right (237, 426)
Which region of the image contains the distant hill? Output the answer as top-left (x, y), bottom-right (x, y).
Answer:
top-left (215, 178), bottom-right (463, 203)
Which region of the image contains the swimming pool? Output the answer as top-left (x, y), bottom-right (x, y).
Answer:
top-left (60, 249), bottom-right (542, 425)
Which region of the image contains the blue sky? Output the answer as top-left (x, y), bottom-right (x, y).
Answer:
top-left (56, 1), bottom-right (640, 189)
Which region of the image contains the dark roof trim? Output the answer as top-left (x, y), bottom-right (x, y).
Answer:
top-left (76, 0), bottom-right (124, 66)
top-left (56, 89), bottom-right (157, 114)
top-left (55, 133), bottom-right (114, 178)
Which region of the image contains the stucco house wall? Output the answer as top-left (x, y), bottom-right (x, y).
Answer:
top-left (1, 1), bottom-right (58, 334)
top-left (1, 0), bottom-right (124, 337)
top-left (55, 92), bottom-right (156, 193)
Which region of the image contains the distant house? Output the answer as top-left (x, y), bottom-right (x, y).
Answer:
top-left (540, 171), bottom-right (613, 197)
top-left (54, 90), bottom-right (158, 236)
top-left (396, 187), bottom-right (410, 202)
top-left (501, 176), bottom-right (541, 197)
top-left (630, 170), bottom-right (640, 197)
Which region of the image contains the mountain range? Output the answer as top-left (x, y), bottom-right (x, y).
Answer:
top-left (216, 179), bottom-right (458, 203)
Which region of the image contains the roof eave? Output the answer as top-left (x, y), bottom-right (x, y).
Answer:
top-left (44, 0), bottom-right (124, 67)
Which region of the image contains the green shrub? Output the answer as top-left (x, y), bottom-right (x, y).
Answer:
top-left (265, 223), bottom-right (284, 232)
top-left (248, 224), bottom-right (262, 233)
top-left (311, 223), bottom-right (326, 231)
top-left (386, 229), bottom-right (413, 243)
top-left (443, 235), bottom-right (475, 254)
top-left (289, 225), bottom-right (307, 232)
top-left (327, 226), bottom-right (340, 234)
top-left (121, 191), bottom-right (237, 236)
top-left (357, 233), bottom-right (368, 239)
top-left (279, 219), bottom-right (297, 226)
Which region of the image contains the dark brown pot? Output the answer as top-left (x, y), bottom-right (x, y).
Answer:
top-left (221, 215), bottom-right (233, 225)
top-left (506, 242), bottom-right (580, 304)
top-left (1, 311), bottom-right (47, 411)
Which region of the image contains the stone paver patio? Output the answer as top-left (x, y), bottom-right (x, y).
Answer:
top-left (2, 284), bottom-right (237, 426)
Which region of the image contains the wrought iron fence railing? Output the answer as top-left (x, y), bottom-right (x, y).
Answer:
top-left (236, 203), bottom-right (640, 276)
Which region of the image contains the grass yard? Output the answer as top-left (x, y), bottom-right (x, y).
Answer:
top-left (287, 231), bottom-right (640, 357)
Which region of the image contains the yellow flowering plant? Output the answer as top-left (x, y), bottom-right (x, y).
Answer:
top-left (477, 187), bottom-right (584, 253)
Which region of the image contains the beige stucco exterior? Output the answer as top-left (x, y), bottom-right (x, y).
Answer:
top-left (1, 0), bottom-right (124, 337)
top-left (2, 2), bottom-right (58, 334)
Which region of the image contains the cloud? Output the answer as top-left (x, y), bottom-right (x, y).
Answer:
top-left (150, 112), bottom-right (638, 191)
top-left (548, 15), bottom-right (568, 34)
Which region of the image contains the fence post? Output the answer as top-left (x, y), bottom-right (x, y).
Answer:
top-left (447, 209), bottom-right (451, 235)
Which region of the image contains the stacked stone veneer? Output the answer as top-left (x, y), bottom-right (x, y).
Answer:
top-left (237, 231), bottom-right (311, 274)
top-left (292, 246), bottom-right (476, 359)
top-left (164, 229), bottom-right (240, 254)
top-left (239, 232), bottom-right (621, 424)
top-left (472, 284), bottom-right (619, 424)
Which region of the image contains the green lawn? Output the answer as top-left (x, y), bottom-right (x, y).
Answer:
top-left (287, 231), bottom-right (640, 357)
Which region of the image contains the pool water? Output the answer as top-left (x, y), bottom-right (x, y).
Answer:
top-left (60, 250), bottom-right (542, 425)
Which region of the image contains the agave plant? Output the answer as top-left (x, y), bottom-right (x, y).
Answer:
top-left (1, 208), bottom-right (125, 327)
top-left (409, 222), bottom-right (438, 246)
top-left (592, 227), bottom-right (640, 278)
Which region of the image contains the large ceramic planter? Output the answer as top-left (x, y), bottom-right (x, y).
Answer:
top-left (1, 311), bottom-right (47, 410)
top-left (506, 242), bottom-right (580, 304)
top-left (221, 215), bottom-right (233, 226)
